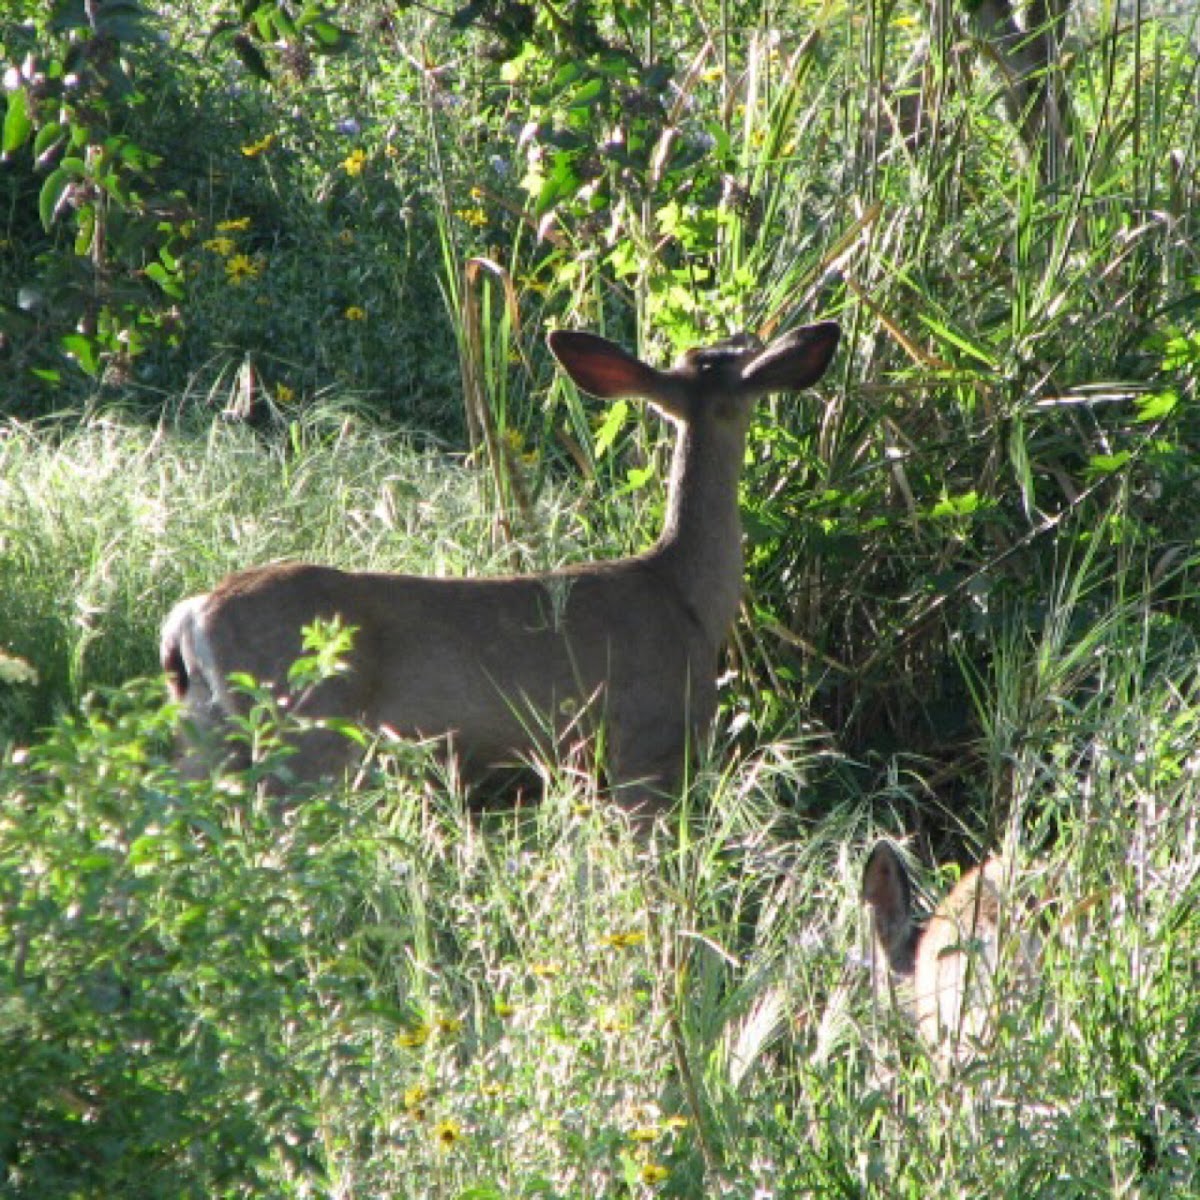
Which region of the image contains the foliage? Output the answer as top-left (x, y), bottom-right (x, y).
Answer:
top-left (1, 1), bottom-right (183, 396)
top-left (3, 2), bottom-right (1200, 1189)
top-left (3, 583), bottom-right (1200, 1194)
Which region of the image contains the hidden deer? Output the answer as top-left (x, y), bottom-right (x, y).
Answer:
top-left (862, 840), bottom-right (1040, 1060)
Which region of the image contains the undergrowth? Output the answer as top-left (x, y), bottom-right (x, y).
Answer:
top-left (2, 1), bottom-right (1200, 1195)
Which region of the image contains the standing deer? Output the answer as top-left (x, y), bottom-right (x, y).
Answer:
top-left (160, 321), bottom-right (840, 813)
top-left (862, 840), bottom-right (1039, 1060)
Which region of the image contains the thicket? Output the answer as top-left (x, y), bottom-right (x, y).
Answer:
top-left (2, 1), bottom-right (1200, 1195)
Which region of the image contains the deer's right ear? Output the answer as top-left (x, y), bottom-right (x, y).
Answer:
top-left (548, 330), bottom-right (670, 401)
top-left (863, 840), bottom-right (920, 977)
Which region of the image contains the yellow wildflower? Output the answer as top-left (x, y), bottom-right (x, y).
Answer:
top-left (275, 383), bottom-right (295, 404)
top-left (216, 217), bottom-right (252, 232)
top-left (342, 148), bottom-right (368, 176)
top-left (344, 305), bottom-right (367, 321)
top-left (225, 253), bottom-right (262, 284)
top-left (338, 228), bottom-right (356, 245)
top-left (601, 930), bottom-right (645, 949)
top-left (396, 1022), bottom-right (431, 1048)
top-left (436, 1015), bottom-right (463, 1034)
top-left (531, 962), bottom-right (560, 979)
top-left (494, 1000), bottom-right (515, 1018)
top-left (202, 236), bottom-right (236, 256)
top-left (433, 1119), bottom-right (461, 1150)
top-left (402, 1084), bottom-right (428, 1118)
top-left (241, 133), bottom-right (276, 157)
top-left (629, 1126), bottom-right (660, 1144)
top-left (663, 1115), bottom-right (690, 1131)
top-left (641, 1163), bottom-right (670, 1185)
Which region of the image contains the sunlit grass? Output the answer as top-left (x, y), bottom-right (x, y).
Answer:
top-left (2, 1), bottom-right (1200, 1195)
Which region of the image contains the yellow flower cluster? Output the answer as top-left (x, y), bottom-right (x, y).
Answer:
top-left (201, 218), bottom-right (263, 286)
top-left (626, 1111), bottom-right (688, 1187)
top-left (456, 205), bottom-right (488, 228)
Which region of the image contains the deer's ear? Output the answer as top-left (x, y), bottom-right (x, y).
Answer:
top-left (863, 840), bottom-right (920, 977)
top-left (741, 321), bottom-right (840, 394)
top-left (549, 331), bottom-right (672, 401)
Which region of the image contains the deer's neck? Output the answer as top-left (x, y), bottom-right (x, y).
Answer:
top-left (650, 419), bottom-right (747, 646)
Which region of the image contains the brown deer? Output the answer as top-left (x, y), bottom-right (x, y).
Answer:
top-left (161, 321), bottom-right (840, 813)
top-left (862, 840), bottom-right (1039, 1059)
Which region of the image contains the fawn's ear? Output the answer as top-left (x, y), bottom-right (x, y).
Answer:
top-left (862, 840), bottom-right (921, 977)
top-left (740, 321), bottom-right (840, 394)
top-left (549, 331), bottom-right (677, 402)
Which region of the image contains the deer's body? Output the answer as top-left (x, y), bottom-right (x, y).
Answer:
top-left (161, 322), bottom-right (840, 810)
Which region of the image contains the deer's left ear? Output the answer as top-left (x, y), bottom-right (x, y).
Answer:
top-left (740, 321), bottom-right (840, 394)
top-left (863, 840), bottom-right (921, 978)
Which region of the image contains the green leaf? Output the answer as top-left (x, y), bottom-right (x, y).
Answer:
top-left (567, 78), bottom-right (604, 108)
top-left (38, 167), bottom-right (72, 230)
top-left (233, 34), bottom-right (272, 82)
top-left (552, 61), bottom-right (583, 89)
top-left (33, 121), bottom-right (67, 167)
top-left (1087, 451), bottom-right (1131, 476)
top-left (532, 154), bottom-right (581, 216)
top-left (74, 206), bottom-right (96, 254)
top-left (128, 834), bottom-right (164, 865)
top-left (1135, 390), bottom-right (1178, 423)
top-left (145, 262), bottom-right (183, 298)
top-left (917, 313), bottom-right (998, 368)
top-left (929, 490), bottom-right (981, 519)
top-left (592, 399), bottom-right (629, 459)
top-left (270, 6), bottom-right (297, 39)
top-left (309, 20), bottom-right (347, 48)
top-left (61, 333), bottom-right (99, 376)
top-left (2, 87), bottom-right (32, 157)
top-left (622, 464), bottom-right (655, 493)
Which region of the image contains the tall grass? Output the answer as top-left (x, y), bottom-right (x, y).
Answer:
top-left (0, 402), bottom-right (613, 741)
top-left (3, 559), bottom-right (1198, 1194)
top-left (2, 1), bottom-right (1200, 1196)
